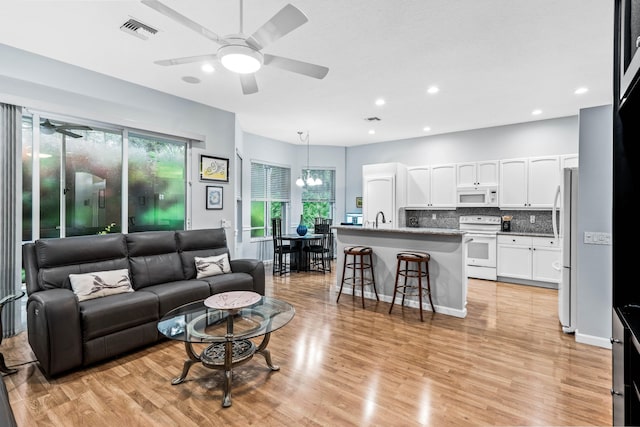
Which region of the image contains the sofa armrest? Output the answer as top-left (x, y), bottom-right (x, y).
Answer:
top-left (230, 259), bottom-right (265, 295)
top-left (27, 289), bottom-right (83, 377)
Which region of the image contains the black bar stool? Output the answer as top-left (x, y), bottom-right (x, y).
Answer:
top-left (336, 246), bottom-right (378, 308)
top-left (389, 250), bottom-right (434, 321)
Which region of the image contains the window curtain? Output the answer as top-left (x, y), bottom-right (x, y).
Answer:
top-left (0, 103), bottom-right (23, 337)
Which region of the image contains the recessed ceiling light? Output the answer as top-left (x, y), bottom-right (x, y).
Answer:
top-left (427, 86), bottom-right (439, 94)
top-left (423, 126), bottom-right (431, 132)
top-left (532, 109), bottom-right (542, 116)
top-left (201, 63), bottom-right (215, 73)
top-left (375, 98), bottom-right (385, 106)
top-left (574, 87), bottom-right (588, 95)
top-left (368, 129), bottom-right (375, 135)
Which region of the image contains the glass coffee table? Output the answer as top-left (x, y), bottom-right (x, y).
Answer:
top-left (158, 291), bottom-right (295, 407)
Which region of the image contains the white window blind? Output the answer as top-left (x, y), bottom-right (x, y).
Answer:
top-left (251, 162), bottom-right (291, 201)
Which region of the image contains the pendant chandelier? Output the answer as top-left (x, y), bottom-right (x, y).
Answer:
top-left (295, 131), bottom-right (322, 187)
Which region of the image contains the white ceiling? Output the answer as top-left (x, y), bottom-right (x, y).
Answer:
top-left (0, 0), bottom-right (613, 146)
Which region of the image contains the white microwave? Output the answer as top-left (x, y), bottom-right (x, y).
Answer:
top-left (457, 186), bottom-right (498, 207)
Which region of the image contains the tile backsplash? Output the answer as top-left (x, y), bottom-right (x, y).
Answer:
top-left (403, 207), bottom-right (556, 234)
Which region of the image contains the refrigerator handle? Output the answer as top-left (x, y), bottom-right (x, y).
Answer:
top-left (552, 184), bottom-right (560, 240)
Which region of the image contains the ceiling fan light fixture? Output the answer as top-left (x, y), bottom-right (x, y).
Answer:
top-left (41, 126), bottom-right (55, 135)
top-left (218, 44), bottom-right (263, 74)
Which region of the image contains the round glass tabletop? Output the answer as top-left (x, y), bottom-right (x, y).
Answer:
top-left (158, 295), bottom-right (295, 343)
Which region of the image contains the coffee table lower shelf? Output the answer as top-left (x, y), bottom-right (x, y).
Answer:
top-left (171, 333), bottom-right (279, 408)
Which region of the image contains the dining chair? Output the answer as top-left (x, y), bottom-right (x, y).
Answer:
top-left (305, 223), bottom-right (333, 273)
top-left (272, 218), bottom-right (294, 275)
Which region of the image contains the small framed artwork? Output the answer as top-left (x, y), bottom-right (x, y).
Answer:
top-left (206, 186), bottom-right (223, 210)
top-left (200, 155), bottom-right (229, 182)
top-left (355, 196), bottom-right (363, 209)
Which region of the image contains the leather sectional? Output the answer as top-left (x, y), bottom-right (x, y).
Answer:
top-left (22, 228), bottom-right (265, 378)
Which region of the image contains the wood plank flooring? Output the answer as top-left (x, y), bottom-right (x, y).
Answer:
top-left (3, 269), bottom-right (612, 426)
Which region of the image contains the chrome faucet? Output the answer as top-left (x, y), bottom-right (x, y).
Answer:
top-left (375, 211), bottom-right (386, 228)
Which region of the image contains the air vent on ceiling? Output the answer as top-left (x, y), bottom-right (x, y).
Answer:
top-left (120, 18), bottom-right (158, 40)
top-left (365, 117), bottom-right (381, 121)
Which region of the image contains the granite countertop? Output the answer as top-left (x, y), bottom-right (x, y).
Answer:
top-left (332, 225), bottom-right (467, 236)
top-left (497, 231), bottom-right (556, 238)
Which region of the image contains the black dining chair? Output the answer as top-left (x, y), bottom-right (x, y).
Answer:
top-left (305, 222), bottom-right (333, 273)
top-left (272, 218), bottom-right (294, 275)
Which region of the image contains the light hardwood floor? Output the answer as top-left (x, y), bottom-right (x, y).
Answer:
top-left (4, 268), bottom-right (612, 426)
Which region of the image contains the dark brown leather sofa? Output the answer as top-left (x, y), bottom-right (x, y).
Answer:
top-left (22, 228), bottom-right (264, 378)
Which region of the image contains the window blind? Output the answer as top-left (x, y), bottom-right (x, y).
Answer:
top-left (251, 162), bottom-right (291, 201)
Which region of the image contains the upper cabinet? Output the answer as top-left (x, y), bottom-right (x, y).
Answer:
top-left (456, 160), bottom-right (499, 188)
top-left (362, 163), bottom-right (406, 227)
top-left (499, 156), bottom-right (560, 209)
top-left (406, 164), bottom-right (456, 209)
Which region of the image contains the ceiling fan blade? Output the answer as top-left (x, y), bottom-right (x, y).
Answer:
top-left (56, 125), bottom-right (93, 131)
top-left (246, 4), bottom-right (308, 50)
top-left (141, 0), bottom-right (228, 45)
top-left (57, 129), bottom-right (83, 138)
top-left (240, 73), bottom-right (259, 95)
top-left (154, 54), bottom-right (218, 66)
top-left (263, 54), bottom-right (329, 79)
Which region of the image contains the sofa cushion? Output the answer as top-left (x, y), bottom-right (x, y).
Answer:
top-left (195, 254), bottom-right (231, 278)
top-left (126, 231), bottom-right (184, 289)
top-left (176, 229), bottom-right (230, 279)
top-left (201, 272), bottom-right (255, 295)
top-left (69, 269), bottom-right (134, 301)
top-left (79, 291), bottom-right (159, 341)
top-left (35, 234), bottom-right (129, 291)
top-left (138, 280), bottom-right (211, 317)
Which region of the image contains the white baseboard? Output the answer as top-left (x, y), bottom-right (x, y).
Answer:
top-left (575, 330), bottom-right (612, 349)
top-left (334, 287), bottom-right (467, 318)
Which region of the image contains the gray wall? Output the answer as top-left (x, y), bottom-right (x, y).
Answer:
top-left (576, 105), bottom-right (613, 346)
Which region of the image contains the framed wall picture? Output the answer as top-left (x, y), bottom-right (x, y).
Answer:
top-left (206, 186), bottom-right (223, 210)
top-left (200, 155), bottom-right (229, 182)
top-left (355, 196), bottom-right (363, 208)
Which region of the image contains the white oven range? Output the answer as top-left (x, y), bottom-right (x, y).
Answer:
top-left (459, 215), bottom-right (501, 281)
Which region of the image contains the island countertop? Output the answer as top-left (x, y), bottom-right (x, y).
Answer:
top-left (331, 225), bottom-right (467, 237)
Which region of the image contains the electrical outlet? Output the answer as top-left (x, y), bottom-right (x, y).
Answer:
top-left (432, 213), bottom-right (437, 220)
top-left (529, 215), bottom-right (535, 224)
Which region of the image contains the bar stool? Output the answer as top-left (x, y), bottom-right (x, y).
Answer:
top-left (389, 250), bottom-right (434, 321)
top-left (336, 246), bottom-right (379, 308)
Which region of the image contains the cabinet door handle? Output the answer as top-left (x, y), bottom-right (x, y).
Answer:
top-left (611, 388), bottom-right (623, 396)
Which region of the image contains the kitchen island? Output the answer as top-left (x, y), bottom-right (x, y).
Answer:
top-left (332, 225), bottom-right (469, 318)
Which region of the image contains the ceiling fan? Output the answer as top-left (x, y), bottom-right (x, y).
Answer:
top-left (142, 0), bottom-right (329, 95)
top-left (40, 119), bottom-right (92, 138)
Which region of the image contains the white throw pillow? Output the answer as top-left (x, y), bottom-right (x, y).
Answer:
top-left (195, 254), bottom-right (231, 278)
top-left (69, 269), bottom-right (134, 302)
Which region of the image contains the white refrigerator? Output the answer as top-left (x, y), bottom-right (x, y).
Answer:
top-left (553, 167), bottom-right (578, 333)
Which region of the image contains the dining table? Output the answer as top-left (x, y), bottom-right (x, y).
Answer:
top-left (280, 233), bottom-right (323, 272)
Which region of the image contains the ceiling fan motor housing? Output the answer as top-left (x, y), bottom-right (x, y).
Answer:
top-left (218, 37), bottom-right (264, 74)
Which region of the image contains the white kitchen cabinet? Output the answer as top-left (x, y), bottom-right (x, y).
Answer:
top-left (561, 154), bottom-right (579, 169)
top-left (405, 164), bottom-right (456, 209)
top-left (497, 235), bottom-right (561, 283)
top-left (363, 163), bottom-right (406, 227)
top-left (456, 160), bottom-right (499, 187)
top-left (499, 156), bottom-right (560, 209)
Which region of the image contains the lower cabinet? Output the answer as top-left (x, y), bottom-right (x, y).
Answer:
top-left (497, 235), bottom-right (561, 283)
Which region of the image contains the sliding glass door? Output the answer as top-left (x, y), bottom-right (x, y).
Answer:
top-left (22, 113), bottom-right (187, 241)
